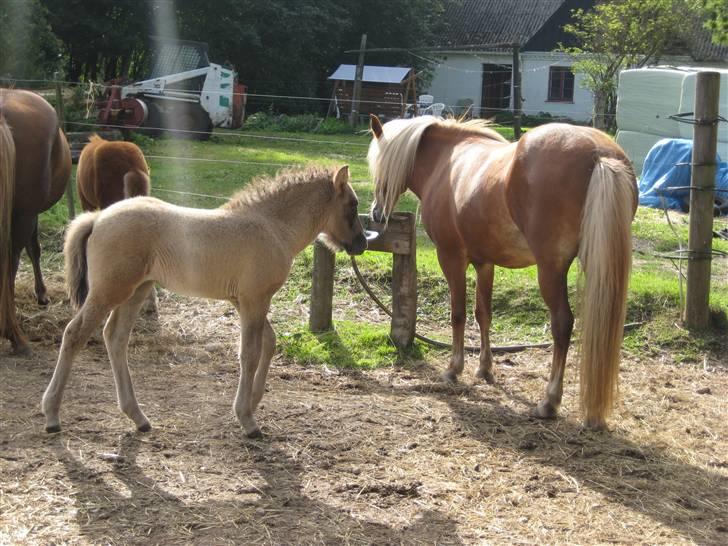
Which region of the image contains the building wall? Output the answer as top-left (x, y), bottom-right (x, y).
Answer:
top-left (425, 51), bottom-right (594, 121)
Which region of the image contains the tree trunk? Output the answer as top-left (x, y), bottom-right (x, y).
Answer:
top-left (592, 90), bottom-right (608, 131)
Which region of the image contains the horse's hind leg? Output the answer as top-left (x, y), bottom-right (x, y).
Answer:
top-left (533, 262), bottom-right (574, 419)
top-left (42, 298), bottom-right (112, 432)
top-left (474, 263), bottom-right (495, 384)
top-left (252, 319), bottom-right (276, 411)
top-left (437, 249), bottom-right (468, 384)
top-left (25, 217), bottom-right (49, 305)
top-left (103, 281), bottom-right (154, 432)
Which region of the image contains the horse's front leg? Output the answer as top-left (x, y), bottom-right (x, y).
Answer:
top-left (234, 311), bottom-right (266, 438)
top-left (533, 263), bottom-right (573, 419)
top-left (437, 249), bottom-right (468, 384)
top-left (474, 263), bottom-right (495, 384)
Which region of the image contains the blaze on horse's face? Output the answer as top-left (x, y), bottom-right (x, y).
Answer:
top-left (320, 166), bottom-right (367, 256)
top-left (368, 114), bottom-right (387, 224)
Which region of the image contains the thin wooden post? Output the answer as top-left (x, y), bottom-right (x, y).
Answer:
top-left (512, 44), bottom-right (522, 139)
top-left (684, 71), bottom-right (720, 329)
top-left (54, 74), bottom-right (75, 219)
top-left (349, 33), bottom-right (367, 127)
top-left (390, 213), bottom-right (417, 349)
top-left (309, 240), bottom-right (336, 332)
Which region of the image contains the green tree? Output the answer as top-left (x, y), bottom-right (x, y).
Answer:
top-left (0, 0), bottom-right (61, 81)
top-left (560, 0), bottom-right (689, 131)
top-left (700, 0), bottom-right (728, 44)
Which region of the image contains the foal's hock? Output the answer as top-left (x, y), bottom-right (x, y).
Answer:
top-left (42, 165), bottom-right (366, 437)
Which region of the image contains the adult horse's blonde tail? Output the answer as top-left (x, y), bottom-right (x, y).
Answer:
top-left (123, 169), bottom-right (150, 198)
top-left (0, 113), bottom-right (17, 342)
top-left (578, 157), bottom-right (636, 429)
top-left (64, 212), bottom-right (100, 309)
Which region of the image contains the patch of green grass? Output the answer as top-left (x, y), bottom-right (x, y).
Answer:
top-left (278, 321), bottom-right (425, 369)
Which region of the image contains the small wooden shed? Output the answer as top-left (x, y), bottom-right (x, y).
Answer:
top-left (327, 64), bottom-right (416, 120)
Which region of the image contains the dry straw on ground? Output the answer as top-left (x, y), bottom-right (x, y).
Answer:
top-left (1, 263), bottom-right (727, 545)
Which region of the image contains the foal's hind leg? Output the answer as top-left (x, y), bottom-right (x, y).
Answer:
top-left (533, 263), bottom-right (574, 419)
top-left (25, 217), bottom-right (49, 305)
top-left (474, 263), bottom-right (495, 384)
top-left (42, 298), bottom-right (112, 432)
top-left (103, 281), bottom-right (154, 432)
top-left (437, 249), bottom-right (468, 384)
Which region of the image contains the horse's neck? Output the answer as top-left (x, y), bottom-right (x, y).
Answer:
top-left (249, 184), bottom-right (331, 254)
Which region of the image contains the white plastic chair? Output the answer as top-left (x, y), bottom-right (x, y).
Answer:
top-left (421, 102), bottom-right (445, 118)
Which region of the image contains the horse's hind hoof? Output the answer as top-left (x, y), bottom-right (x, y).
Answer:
top-left (475, 369), bottom-right (495, 384)
top-left (440, 371), bottom-right (458, 384)
top-left (37, 296), bottom-right (50, 306)
top-left (46, 424), bottom-right (61, 433)
top-left (531, 400), bottom-right (558, 420)
top-left (246, 428), bottom-right (263, 439)
top-left (137, 423), bottom-right (152, 433)
top-left (11, 345), bottom-right (32, 358)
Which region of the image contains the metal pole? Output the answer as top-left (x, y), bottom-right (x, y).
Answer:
top-left (350, 33), bottom-right (367, 127)
top-left (54, 72), bottom-right (75, 219)
top-left (512, 45), bottom-right (522, 139)
top-left (684, 71), bottom-right (720, 329)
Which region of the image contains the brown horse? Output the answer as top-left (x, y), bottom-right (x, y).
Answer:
top-left (368, 115), bottom-right (637, 430)
top-left (42, 165), bottom-right (367, 437)
top-left (0, 89), bottom-right (72, 355)
top-left (76, 134), bottom-right (150, 211)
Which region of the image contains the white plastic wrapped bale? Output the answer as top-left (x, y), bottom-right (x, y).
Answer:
top-left (678, 70), bottom-right (728, 143)
top-left (615, 130), bottom-right (665, 176)
top-left (616, 68), bottom-right (687, 137)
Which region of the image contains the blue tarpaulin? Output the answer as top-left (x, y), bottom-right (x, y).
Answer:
top-left (638, 138), bottom-right (728, 215)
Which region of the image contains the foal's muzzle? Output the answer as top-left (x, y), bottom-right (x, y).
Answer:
top-left (344, 232), bottom-right (367, 256)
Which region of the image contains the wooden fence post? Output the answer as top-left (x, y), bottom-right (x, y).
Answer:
top-left (309, 240), bottom-right (335, 332)
top-left (54, 74), bottom-right (75, 219)
top-left (390, 213), bottom-right (417, 348)
top-left (684, 71), bottom-right (720, 329)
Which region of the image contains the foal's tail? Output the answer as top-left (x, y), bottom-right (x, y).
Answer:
top-left (64, 212), bottom-right (100, 309)
top-left (578, 157), bottom-right (637, 429)
top-left (123, 169), bottom-right (150, 198)
top-left (0, 112), bottom-right (18, 341)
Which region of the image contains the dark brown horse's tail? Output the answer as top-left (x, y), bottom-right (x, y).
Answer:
top-left (64, 212), bottom-right (100, 309)
top-left (577, 156), bottom-right (637, 429)
top-left (0, 112), bottom-right (19, 342)
top-left (123, 169), bottom-right (150, 198)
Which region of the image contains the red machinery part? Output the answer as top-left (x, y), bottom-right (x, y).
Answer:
top-left (232, 83), bottom-right (247, 129)
top-left (97, 86), bottom-right (148, 128)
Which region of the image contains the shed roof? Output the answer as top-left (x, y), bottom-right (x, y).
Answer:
top-left (328, 64), bottom-right (413, 84)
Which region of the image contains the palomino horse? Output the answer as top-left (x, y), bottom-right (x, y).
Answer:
top-left (76, 134), bottom-right (150, 210)
top-left (42, 166), bottom-right (367, 437)
top-left (368, 115), bottom-right (637, 429)
top-left (0, 89), bottom-right (72, 355)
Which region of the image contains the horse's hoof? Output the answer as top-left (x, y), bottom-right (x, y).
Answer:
top-left (246, 428), bottom-right (263, 439)
top-left (46, 424), bottom-right (61, 433)
top-left (531, 401), bottom-right (558, 420)
top-left (37, 296), bottom-right (50, 306)
top-left (137, 422), bottom-right (152, 433)
top-left (440, 371), bottom-right (458, 384)
top-left (583, 418), bottom-right (607, 432)
top-left (475, 369), bottom-right (495, 384)
top-left (11, 344), bottom-right (32, 358)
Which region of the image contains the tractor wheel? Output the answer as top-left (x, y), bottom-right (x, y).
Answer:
top-left (172, 103), bottom-right (212, 140)
top-left (137, 100), bottom-right (163, 138)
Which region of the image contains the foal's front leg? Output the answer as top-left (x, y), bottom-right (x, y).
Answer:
top-left (437, 249), bottom-right (468, 384)
top-left (234, 312), bottom-right (266, 438)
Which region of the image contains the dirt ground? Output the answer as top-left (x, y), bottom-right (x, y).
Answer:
top-left (1, 268), bottom-right (727, 545)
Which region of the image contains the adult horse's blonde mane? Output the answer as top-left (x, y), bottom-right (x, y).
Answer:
top-left (223, 165), bottom-right (335, 211)
top-left (368, 116), bottom-right (507, 220)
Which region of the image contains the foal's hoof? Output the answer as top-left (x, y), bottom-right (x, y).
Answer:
top-left (246, 428), bottom-right (263, 439)
top-left (531, 400), bottom-right (558, 420)
top-left (475, 369), bottom-right (495, 385)
top-left (440, 370), bottom-right (458, 384)
top-left (137, 422), bottom-right (152, 433)
top-left (45, 424), bottom-right (61, 434)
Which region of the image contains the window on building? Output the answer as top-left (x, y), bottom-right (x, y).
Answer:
top-left (548, 67), bottom-right (575, 102)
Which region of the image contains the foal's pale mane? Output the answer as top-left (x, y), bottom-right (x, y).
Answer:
top-left (223, 166), bottom-right (335, 211)
top-left (368, 116), bottom-right (507, 220)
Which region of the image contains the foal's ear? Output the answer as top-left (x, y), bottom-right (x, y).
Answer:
top-left (333, 165), bottom-right (349, 192)
top-left (370, 114), bottom-right (383, 139)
